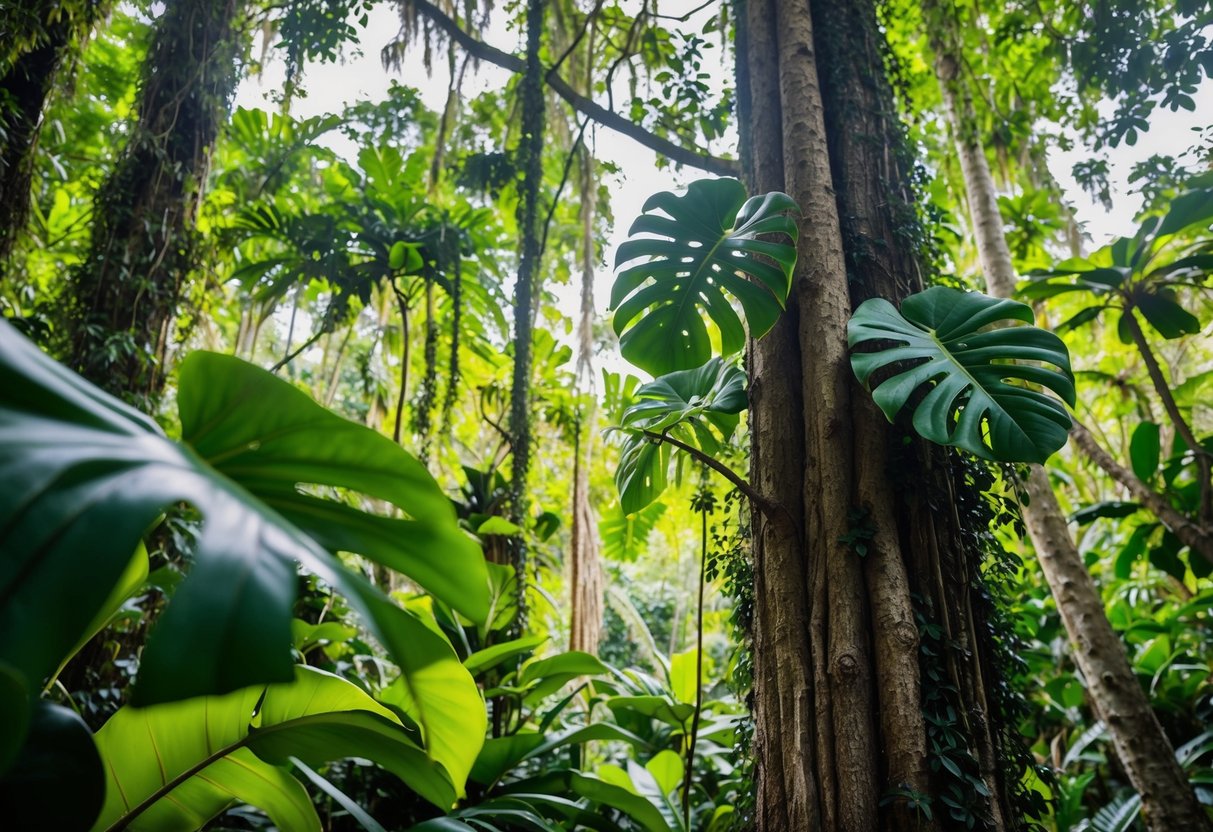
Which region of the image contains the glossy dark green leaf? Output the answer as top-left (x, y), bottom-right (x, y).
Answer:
top-left (1071, 501), bottom-right (1141, 526)
top-left (610, 178), bottom-right (798, 375)
top-left (1130, 422), bottom-right (1162, 482)
top-left (1155, 189), bottom-right (1213, 238)
top-left (1133, 291), bottom-right (1201, 339)
top-left (0, 323), bottom-right (484, 724)
top-left (0, 702), bottom-right (104, 832)
top-left (613, 359), bottom-right (746, 513)
top-left (848, 287), bottom-right (1076, 463)
top-left (1149, 531), bottom-right (1187, 581)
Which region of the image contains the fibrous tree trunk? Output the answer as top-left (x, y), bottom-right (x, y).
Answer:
top-left (569, 145), bottom-right (602, 654)
top-left (738, 0), bottom-right (1023, 829)
top-left (64, 0), bottom-right (244, 408)
top-left (0, 2), bottom-right (106, 262)
top-left (925, 1), bottom-right (1212, 827)
top-left (506, 0), bottom-right (547, 632)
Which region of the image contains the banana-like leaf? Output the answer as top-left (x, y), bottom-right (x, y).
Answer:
top-left (613, 359), bottom-right (746, 513)
top-left (0, 322), bottom-right (485, 719)
top-left (610, 178), bottom-right (798, 375)
top-left (91, 667), bottom-right (457, 832)
top-left (847, 287), bottom-right (1076, 463)
top-left (598, 500), bottom-right (667, 562)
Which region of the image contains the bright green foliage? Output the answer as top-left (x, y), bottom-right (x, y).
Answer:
top-left (91, 667), bottom-right (462, 832)
top-left (610, 178), bottom-right (798, 375)
top-left (613, 358), bottom-right (746, 513)
top-left (0, 321), bottom-right (485, 728)
top-left (848, 287), bottom-right (1076, 463)
top-left (1022, 185), bottom-right (1213, 341)
top-left (599, 500), bottom-right (668, 562)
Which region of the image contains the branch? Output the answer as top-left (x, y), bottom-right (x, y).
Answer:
top-left (641, 430), bottom-right (788, 524)
top-left (1070, 419), bottom-right (1213, 567)
top-left (409, 0), bottom-right (739, 177)
top-left (1121, 307), bottom-right (1213, 524)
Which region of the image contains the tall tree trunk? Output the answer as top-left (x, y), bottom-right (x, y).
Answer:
top-left (739, 0), bottom-right (1022, 829)
top-left (64, 0), bottom-right (243, 408)
top-left (569, 145), bottom-right (602, 654)
top-left (925, 1), bottom-right (1212, 827)
top-left (507, 0), bottom-right (547, 632)
top-left (0, 3), bottom-right (105, 262)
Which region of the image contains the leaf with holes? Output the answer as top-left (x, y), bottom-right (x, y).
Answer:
top-left (612, 359), bottom-right (746, 512)
top-left (847, 287), bottom-right (1076, 463)
top-left (610, 178), bottom-right (798, 375)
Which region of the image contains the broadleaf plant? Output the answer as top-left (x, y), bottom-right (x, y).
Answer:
top-left (847, 287), bottom-right (1076, 463)
top-left (0, 322), bottom-right (486, 772)
top-left (610, 178), bottom-right (798, 376)
top-left (1020, 185), bottom-right (1213, 341)
top-left (611, 358), bottom-right (747, 513)
top-left (90, 666), bottom-right (462, 832)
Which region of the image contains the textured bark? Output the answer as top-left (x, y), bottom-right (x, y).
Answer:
top-left (568, 418), bottom-right (602, 653)
top-left (738, 1), bottom-right (817, 828)
top-left (568, 147), bottom-right (602, 654)
top-left (1, 3), bottom-right (111, 261)
top-left (924, 3), bottom-right (1211, 825)
top-left (1022, 468), bottom-right (1211, 830)
top-left (925, 0), bottom-right (1016, 300)
top-left (0, 10), bottom-right (70, 262)
top-left (506, 0), bottom-right (546, 632)
top-left (65, 0), bottom-right (243, 406)
top-left (741, 0), bottom-right (1015, 829)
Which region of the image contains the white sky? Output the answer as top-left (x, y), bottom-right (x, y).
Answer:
top-left (235, 5), bottom-right (1211, 341)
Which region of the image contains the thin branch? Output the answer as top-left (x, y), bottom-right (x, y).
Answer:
top-left (268, 327), bottom-right (324, 373)
top-left (408, 0), bottom-right (738, 176)
top-left (640, 429), bottom-right (784, 521)
top-left (1070, 419), bottom-right (1213, 567)
top-left (1122, 307), bottom-right (1213, 524)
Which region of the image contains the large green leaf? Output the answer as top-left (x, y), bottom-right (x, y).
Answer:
top-left (377, 602), bottom-right (487, 797)
top-left (847, 287), bottom-right (1076, 463)
top-left (610, 178), bottom-right (798, 375)
top-left (598, 500), bottom-right (667, 562)
top-left (612, 359), bottom-right (746, 513)
top-left (91, 667), bottom-right (456, 832)
top-left (0, 701), bottom-right (104, 831)
top-left (0, 323), bottom-right (485, 717)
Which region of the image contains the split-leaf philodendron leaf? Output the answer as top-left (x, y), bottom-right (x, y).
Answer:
top-left (847, 287), bottom-right (1076, 463)
top-left (613, 358), bottom-right (747, 513)
top-left (610, 178), bottom-right (798, 376)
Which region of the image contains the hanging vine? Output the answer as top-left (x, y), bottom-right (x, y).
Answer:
top-left (506, 0), bottom-right (547, 633)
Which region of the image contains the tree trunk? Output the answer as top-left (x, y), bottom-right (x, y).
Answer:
top-left (569, 146), bottom-right (602, 654)
top-left (506, 0), bottom-right (547, 632)
top-left (739, 0), bottom-right (1023, 828)
top-left (924, 1), bottom-right (1211, 827)
top-left (63, 0), bottom-right (243, 407)
top-left (0, 4), bottom-right (104, 262)
top-left (1022, 467), bottom-right (1211, 831)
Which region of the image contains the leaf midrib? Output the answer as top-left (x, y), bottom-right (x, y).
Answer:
top-left (103, 710), bottom-right (383, 832)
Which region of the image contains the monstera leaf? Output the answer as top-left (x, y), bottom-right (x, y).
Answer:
top-left (610, 178), bottom-right (798, 375)
top-left (91, 667), bottom-right (460, 832)
top-left (847, 287), bottom-right (1076, 463)
top-left (612, 359), bottom-right (747, 513)
top-left (0, 321), bottom-right (486, 734)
